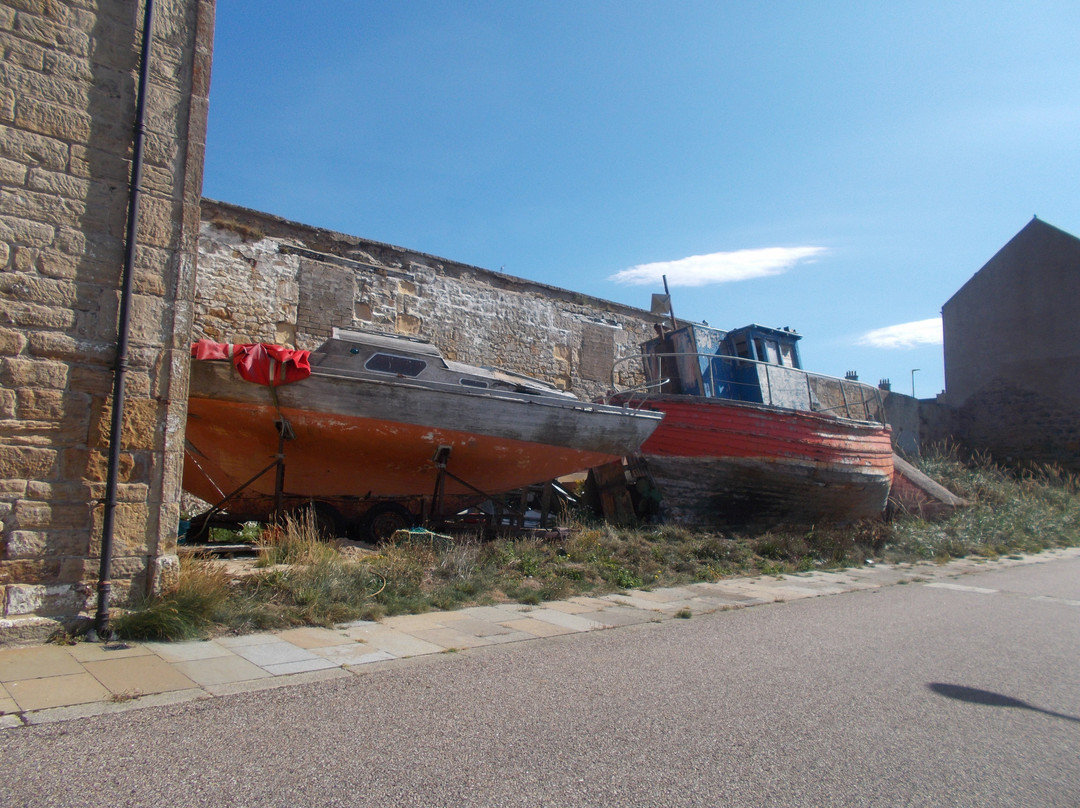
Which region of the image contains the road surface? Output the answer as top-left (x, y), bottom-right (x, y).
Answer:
top-left (4, 555), bottom-right (1078, 807)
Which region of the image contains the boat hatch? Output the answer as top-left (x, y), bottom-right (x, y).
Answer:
top-left (365, 353), bottom-right (427, 377)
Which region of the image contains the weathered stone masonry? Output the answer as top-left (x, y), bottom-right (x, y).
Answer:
top-left (0, 0), bottom-right (214, 633)
top-left (197, 200), bottom-right (663, 402)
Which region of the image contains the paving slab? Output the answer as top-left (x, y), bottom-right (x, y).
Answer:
top-left (173, 655), bottom-right (274, 687)
top-left (0, 645), bottom-right (84, 682)
top-left (67, 641), bottom-right (155, 663)
top-left (205, 667), bottom-right (351, 697)
top-left (19, 688), bottom-right (208, 726)
top-left (230, 640), bottom-right (322, 668)
top-left (407, 627), bottom-right (495, 650)
top-left (384, 611), bottom-right (467, 631)
top-left (442, 617), bottom-right (520, 638)
top-left (355, 632), bottom-right (448, 658)
top-left (311, 644), bottom-right (396, 666)
top-left (1, 682), bottom-right (21, 715)
top-left (82, 655), bottom-right (198, 696)
top-left (526, 609), bottom-right (606, 631)
top-left (500, 617), bottom-right (577, 638)
top-left (6, 672), bottom-right (111, 711)
top-left (216, 633), bottom-right (283, 648)
top-left (143, 639), bottom-right (236, 663)
top-left (276, 627), bottom-right (354, 649)
top-left (459, 605), bottom-right (532, 623)
top-left (262, 657), bottom-right (341, 676)
top-left (587, 605), bottom-right (661, 627)
top-left (544, 600), bottom-right (600, 615)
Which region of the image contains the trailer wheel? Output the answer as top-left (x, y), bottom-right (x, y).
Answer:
top-left (364, 503), bottom-right (413, 543)
top-left (293, 502), bottom-right (342, 540)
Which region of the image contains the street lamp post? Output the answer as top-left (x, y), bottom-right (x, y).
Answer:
top-left (911, 368), bottom-right (920, 398)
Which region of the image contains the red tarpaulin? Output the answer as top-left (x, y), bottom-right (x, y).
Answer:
top-left (191, 340), bottom-right (312, 386)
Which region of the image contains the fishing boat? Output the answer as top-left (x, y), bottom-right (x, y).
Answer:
top-left (606, 322), bottom-right (894, 526)
top-left (183, 328), bottom-right (663, 538)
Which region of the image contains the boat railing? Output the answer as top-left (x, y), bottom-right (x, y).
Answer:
top-left (606, 351), bottom-right (889, 425)
top-left (603, 377), bottom-right (671, 411)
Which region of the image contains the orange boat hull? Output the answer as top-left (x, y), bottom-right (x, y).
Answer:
top-left (183, 359), bottom-right (661, 525)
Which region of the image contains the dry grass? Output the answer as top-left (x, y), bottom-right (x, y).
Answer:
top-left (114, 447), bottom-right (1080, 641)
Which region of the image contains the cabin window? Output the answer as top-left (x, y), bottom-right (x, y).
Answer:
top-left (762, 339), bottom-right (781, 364)
top-left (460, 378), bottom-right (488, 388)
top-left (753, 338), bottom-right (768, 362)
top-left (365, 353), bottom-right (427, 377)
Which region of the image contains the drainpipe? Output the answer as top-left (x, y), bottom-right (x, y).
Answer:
top-left (91, 0), bottom-right (155, 641)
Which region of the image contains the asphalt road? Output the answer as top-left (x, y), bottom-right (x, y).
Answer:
top-left (5, 556), bottom-right (1079, 807)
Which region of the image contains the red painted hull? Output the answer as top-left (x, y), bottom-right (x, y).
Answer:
top-left (627, 395), bottom-right (894, 525)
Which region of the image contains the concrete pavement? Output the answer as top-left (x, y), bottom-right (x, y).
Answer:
top-left (3, 547), bottom-right (1078, 729)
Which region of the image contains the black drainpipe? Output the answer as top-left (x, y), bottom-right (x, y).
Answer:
top-left (91, 0), bottom-right (155, 640)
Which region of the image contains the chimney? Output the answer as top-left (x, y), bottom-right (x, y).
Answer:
top-left (878, 378), bottom-right (891, 391)
top-left (844, 370), bottom-right (859, 381)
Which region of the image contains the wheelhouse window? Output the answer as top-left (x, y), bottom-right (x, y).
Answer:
top-left (460, 378), bottom-right (488, 388)
top-left (365, 353), bottom-right (427, 377)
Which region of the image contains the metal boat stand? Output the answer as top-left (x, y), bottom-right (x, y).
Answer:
top-left (425, 445), bottom-right (534, 531)
top-left (185, 417), bottom-right (294, 540)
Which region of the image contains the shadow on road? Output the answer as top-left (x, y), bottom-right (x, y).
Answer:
top-left (928, 683), bottom-right (1080, 724)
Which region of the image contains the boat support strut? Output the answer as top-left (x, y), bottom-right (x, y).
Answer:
top-left (425, 445), bottom-right (528, 527)
top-left (189, 418), bottom-right (294, 538)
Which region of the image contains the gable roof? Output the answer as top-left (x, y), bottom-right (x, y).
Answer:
top-left (944, 218), bottom-right (1080, 311)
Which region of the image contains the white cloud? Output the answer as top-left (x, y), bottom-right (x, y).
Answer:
top-left (608, 246), bottom-right (827, 287)
top-left (856, 318), bottom-right (943, 349)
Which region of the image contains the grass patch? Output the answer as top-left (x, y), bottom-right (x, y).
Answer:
top-left (116, 448), bottom-right (1080, 640)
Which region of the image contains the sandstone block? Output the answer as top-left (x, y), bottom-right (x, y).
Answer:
top-left (14, 11), bottom-right (89, 55)
top-left (149, 553), bottom-right (180, 594)
top-left (0, 444), bottom-right (57, 479)
top-left (27, 166), bottom-right (93, 200)
top-left (26, 330), bottom-right (111, 363)
top-left (4, 583), bottom-right (44, 615)
top-left (0, 154), bottom-right (25, 184)
top-left (0, 271), bottom-right (79, 306)
top-left (0, 30), bottom-right (45, 69)
top-left (41, 47), bottom-right (91, 81)
top-left (0, 387), bottom-right (15, 418)
top-left (4, 529), bottom-right (46, 558)
top-left (13, 95), bottom-right (91, 142)
top-left (60, 447), bottom-right (136, 484)
top-left (16, 387), bottom-right (68, 420)
top-left (0, 356), bottom-right (69, 389)
top-left (0, 299), bottom-right (76, 329)
top-left (0, 327), bottom-right (27, 356)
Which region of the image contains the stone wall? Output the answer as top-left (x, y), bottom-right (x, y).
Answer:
top-left (0, 0), bottom-right (214, 635)
top-left (197, 200), bottom-right (664, 400)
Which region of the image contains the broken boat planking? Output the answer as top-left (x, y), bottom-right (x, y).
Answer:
top-left (607, 321), bottom-right (895, 527)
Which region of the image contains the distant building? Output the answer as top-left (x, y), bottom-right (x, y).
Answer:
top-left (940, 218), bottom-right (1080, 469)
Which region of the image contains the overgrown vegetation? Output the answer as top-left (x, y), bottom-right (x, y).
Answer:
top-left (112, 447), bottom-right (1080, 641)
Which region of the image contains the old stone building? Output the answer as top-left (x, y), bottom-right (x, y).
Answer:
top-left (941, 218), bottom-right (1080, 469)
top-left (196, 199), bottom-right (662, 402)
top-left (0, 0), bottom-right (214, 636)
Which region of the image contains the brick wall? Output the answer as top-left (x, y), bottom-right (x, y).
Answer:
top-left (0, 0), bottom-right (214, 635)
top-left (197, 200), bottom-right (664, 401)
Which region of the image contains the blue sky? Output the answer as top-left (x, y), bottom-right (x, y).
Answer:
top-left (202, 1), bottom-right (1080, 399)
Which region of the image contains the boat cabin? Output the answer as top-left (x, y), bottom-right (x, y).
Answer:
top-left (639, 321), bottom-right (885, 422)
top-left (311, 328), bottom-right (577, 400)
top-left (642, 323), bottom-right (802, 402)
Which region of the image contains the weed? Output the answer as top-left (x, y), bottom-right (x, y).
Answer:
top-left (675, 608), bottom-right (692, 619)
top-left (113, 446), bottom-right (1080, 639)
